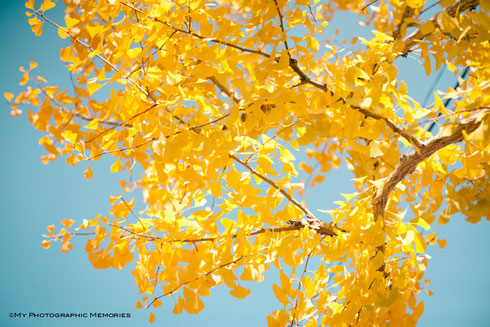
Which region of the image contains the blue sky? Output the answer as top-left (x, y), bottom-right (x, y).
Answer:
top-left (0, 1), bottom-right (489, 326)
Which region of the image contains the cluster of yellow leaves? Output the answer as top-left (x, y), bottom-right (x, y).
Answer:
top-left (42, 219), bottom-right (75, 253)
top-left (8, 0), bottom-right (490, 325)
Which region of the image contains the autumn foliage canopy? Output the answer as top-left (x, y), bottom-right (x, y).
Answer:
top-left (7, 0), bottom-right (490, 325)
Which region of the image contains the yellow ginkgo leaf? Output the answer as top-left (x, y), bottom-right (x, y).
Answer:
top-left (87, 78), bottom-right (106, 95)
top-left (369, 141), bottom-right (384, 158)
top-left (229, 285), bottom-right (251, 299)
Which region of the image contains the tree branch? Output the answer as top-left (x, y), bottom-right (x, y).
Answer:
top-left (34, 10), bottom-right (155, 100)
top-left (356, 107), bottom-right (423, 149)
top-left (290, 235), bottom-right (326, 326)
top-left (29, 71), bottom-right (127, 128)
top-left (121, 2), bottom-right (272, 59)
top-left (273, 0), bottom-right (291, 53)
top-left (288, 58), bottom-right (331, 93)
top-left (229, 153), bottom-right (337, 236)
top-left (287, 60), bottom-right (422, 149)
top-left (401, 0), bottom-right (480, 56)
top-left (373, 109), bottom-right (488, 219)
top-left (207, 76), bottom-right (241, 104)
top-left (169, 225), bottom-right (302, 244)
top-left (361, 0), bottom-right (379, 11)
top-left (393, 6), bottom-right (415, 40)
top-left (146, 253), bottom-right (252, 308)
top-left (86, 103), bottom-right (159, 143)
top-left (285, 0), bottom-right (480, 152)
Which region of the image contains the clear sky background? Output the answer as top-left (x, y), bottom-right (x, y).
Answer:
top-left (0, 1), bottom-right (489, 326)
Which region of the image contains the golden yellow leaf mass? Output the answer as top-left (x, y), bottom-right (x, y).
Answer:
top-left (8, 0), bottom-right (489, 325)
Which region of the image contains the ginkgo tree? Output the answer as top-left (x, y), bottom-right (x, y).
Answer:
top-left (6, 0), bottom-right (490, 325)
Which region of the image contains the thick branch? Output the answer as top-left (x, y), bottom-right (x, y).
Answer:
top-left (289, 58), bottom-right (331, 93)
top-left (126, 1), bottom-right (412, 155)
top-left (373, 110), bottom-right (488, 219)
top-left (401, 0), bottom-right (479, 56)
top-left (393, 6), bottom-right (415, 40)
top-left (286, 0), bottom-right (479, 151)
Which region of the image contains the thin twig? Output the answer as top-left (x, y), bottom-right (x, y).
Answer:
top-left (121, 1), bottom-right (272, 59)
top-left (393, 6), bottom-right (415, 40)
top-left (29, 71), bottom-right (125, 128)
top-left (356, 107), bottom-right (423, 149)
top-left (421, 64), bottom-right (446, 107)
top-left (418, 1), bottom-right (441, 17)
top-left (361, 0), bottom-right (379, 11)
top-left (146, 253), bottom-right (252, 308)
top-left (230, 154), bottom-right (315, 219)
top-left (273, 0), bottom-right (291, 54)
top-left (229, 153), bottom-right (337, 236)
top-left (169, 225), bottom-right (301, 244)
top-left (86, 138), bottom-right (155, 160)
top-left (85, 103), bottom-right (159, 143)
top-left (287, 56), bottom-right (423, 149)
top-left (121, 196), bottom-right (152, 236)
top-left (290, 235), bottom-right (327, 326)
top-left (207, 76), bottom-right (240, 104)
top-left (34, 11), bottom-right (152, 99)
